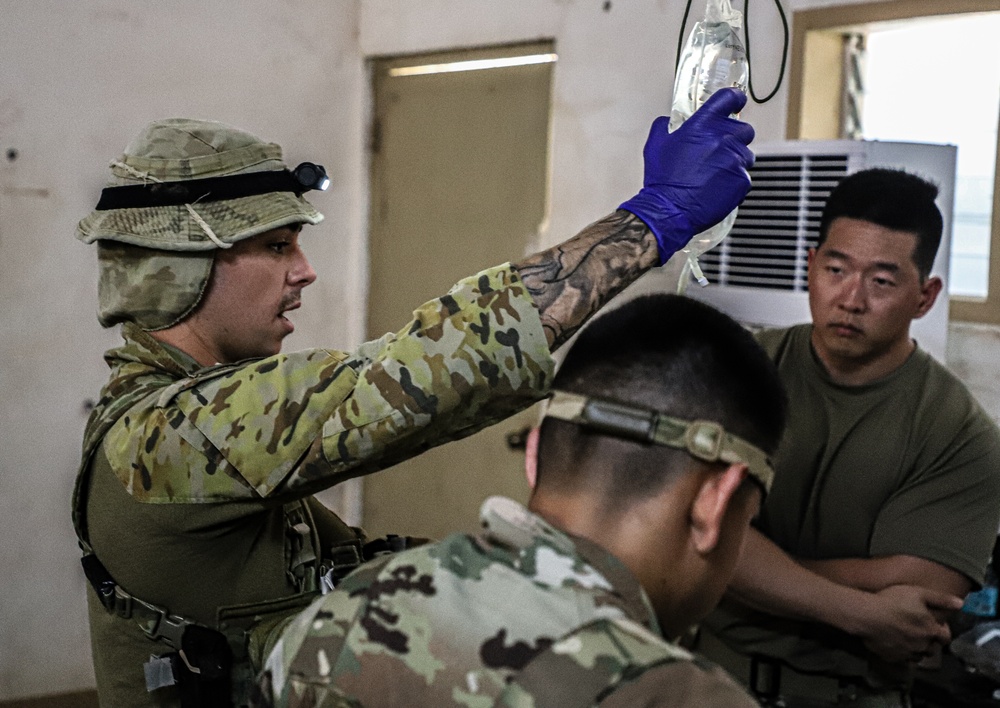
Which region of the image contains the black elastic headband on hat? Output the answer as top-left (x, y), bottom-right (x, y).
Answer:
top-left (94, 162), bottom-right (329, 211)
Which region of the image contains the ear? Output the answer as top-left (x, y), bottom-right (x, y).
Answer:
top-left (914, 275), bottom-right (943, 319)
top-left (805, 247), bottom-right (817, 282)
top-left (524, 426), bottom-right (540, 490)
top-left (689, 463), bottom-right (748, 555)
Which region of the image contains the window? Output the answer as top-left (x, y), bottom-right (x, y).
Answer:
top-left (788, 0), bottom-right (1000, 324)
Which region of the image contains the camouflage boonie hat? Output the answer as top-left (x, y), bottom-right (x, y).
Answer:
top-left (77, 118), bottom-right (325, 330)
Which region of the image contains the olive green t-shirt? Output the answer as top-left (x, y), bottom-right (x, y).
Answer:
top-left (705, 324), bottom-right (1000, 682)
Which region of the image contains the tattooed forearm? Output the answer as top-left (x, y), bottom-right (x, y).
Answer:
top-left (513, 210), bottom-right (660, 350)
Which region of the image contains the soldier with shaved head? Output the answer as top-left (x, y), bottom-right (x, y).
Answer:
top-left (255, 293), bottom-right (787, 708)
top-left (74, 88), bottom-right (755, 708)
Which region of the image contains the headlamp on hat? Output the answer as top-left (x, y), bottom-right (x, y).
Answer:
top-left (94, 162), bottom-right (330, 211)
top-left (543, 390), bottom-right (775, 496)
top-left (293, 162), bottom-right (330, 192)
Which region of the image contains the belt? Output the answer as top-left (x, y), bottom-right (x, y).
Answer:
top-left (748, 652), bottom-right (867, 706)
top-left (82, 552), bottom-right (196, 648)
top-left (696, 629), bottom-right (909, 707)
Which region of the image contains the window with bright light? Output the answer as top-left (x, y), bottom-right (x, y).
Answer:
top-left (861, 13), bottom-right (1000, 299)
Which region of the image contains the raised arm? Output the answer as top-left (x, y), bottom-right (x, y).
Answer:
top-left (134, 90), bottom-right (757, 506)
top-left (514, 210), bottom-right (657, 349)
top-left (515, 87), bottom-right (755, 350)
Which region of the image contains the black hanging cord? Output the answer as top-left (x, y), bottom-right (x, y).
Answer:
top-left (674, 0), bottom-right (696, 76)
top-left (744, 0), bottom-right (789, 103)
top-left (672, 0), bottom-right (790, 105)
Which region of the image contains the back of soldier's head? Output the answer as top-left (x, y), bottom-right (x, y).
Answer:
top-left (535, 294), bottom-right (786, 506)
top-left (818, 168), bottom-right (942, 279)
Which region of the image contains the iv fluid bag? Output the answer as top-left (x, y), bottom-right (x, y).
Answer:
top-left (671, 0), bottom-right (748, 288)
top-left (671, 2), bottom-right (748, 130)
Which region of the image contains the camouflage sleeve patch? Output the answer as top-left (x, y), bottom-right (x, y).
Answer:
top-left (102, 388), bottom-right (259, 501)
top-left (102, 349), bottom-right (358, 501)
top-left (169, 348), bottom-right (359, 496)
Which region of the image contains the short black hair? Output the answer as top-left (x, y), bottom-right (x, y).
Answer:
top-left (536, 294), bottom-right (787, 503)
top-left (817, 168), bottom-right (943, 279)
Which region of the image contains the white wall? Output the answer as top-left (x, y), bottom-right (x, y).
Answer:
top-left (357, 0), bottom-right (799, 252)
top-left (0, 0), bottom-right (995, 700)
top-left (0, 1), bottom-right (366, 699)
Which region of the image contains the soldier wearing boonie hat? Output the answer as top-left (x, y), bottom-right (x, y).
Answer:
top-left (76, 118), bottom-right (325, 331)
top-left (73, 89), bottom-right (756, 708)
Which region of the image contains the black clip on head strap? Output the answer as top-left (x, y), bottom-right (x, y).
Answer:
top-left (94, 162), bottom-right (330, 211)
top-left (543, 390), bottom-right (774, 495)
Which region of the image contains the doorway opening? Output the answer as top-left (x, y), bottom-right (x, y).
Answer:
top-left (362, 41), bottom-right (555, 539)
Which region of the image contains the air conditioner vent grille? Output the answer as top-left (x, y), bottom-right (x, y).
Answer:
top-left (700, 153), bottom-right (852, 290)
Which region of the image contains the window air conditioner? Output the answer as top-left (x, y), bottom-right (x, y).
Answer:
top-left (681, 139), bottom-right (958, 361)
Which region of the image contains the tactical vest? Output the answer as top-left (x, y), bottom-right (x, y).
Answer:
top-left (72, 366), bottom-right (364, 708)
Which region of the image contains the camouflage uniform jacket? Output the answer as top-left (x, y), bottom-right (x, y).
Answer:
top-left (74, 264), bottom-right (554, 708)
top-left (257, 496), bottom-right (760, 708)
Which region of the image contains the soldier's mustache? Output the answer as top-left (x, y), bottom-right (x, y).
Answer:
top-left (280, 292), bottom-right (302, 311)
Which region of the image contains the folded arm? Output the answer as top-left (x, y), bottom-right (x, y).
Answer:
top-left (799, 554), bottom-right (972, 598)
top-left (727, 528), bottom-right (964, 664)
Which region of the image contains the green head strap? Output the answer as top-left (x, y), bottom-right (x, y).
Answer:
top-left (543, 390), bottom-right (775, 495)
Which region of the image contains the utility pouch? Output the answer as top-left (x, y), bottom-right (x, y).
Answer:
top-left (362, 534), bottom-right (426, 559)
top-left (176, 625), bottom-right (234, 708)
top-left (318, 535), bottom-right (427, 594)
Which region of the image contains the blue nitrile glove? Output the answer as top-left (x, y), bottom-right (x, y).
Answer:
top-left (619, 88), bottom-right (755, 265)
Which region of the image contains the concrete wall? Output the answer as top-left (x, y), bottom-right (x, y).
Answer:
top-left (0, 0), bottom-right (995, 700)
